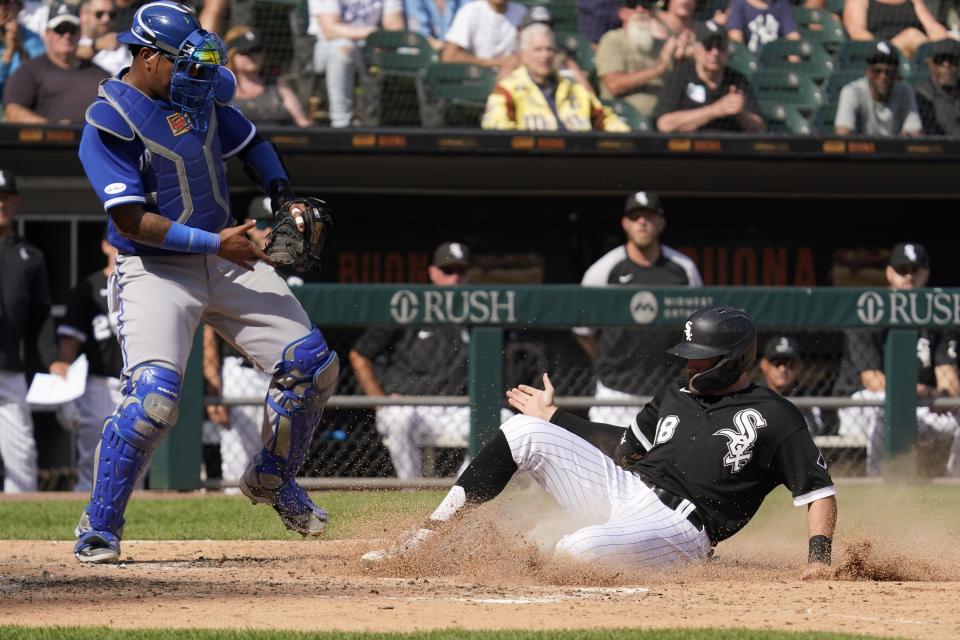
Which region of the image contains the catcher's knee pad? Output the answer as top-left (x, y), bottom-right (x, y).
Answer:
top-left (250, 329), bottom-right (338, 488)
top-left (81, 363), bottom-right (181, 536)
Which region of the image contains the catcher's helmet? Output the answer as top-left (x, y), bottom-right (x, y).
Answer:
top-left (118, 2), bottom-right (226, 131)
top-left (666, 305), bottom-right (756, 395)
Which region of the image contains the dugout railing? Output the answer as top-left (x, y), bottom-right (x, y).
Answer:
top-left (153, 285), bottom-right (960, 489)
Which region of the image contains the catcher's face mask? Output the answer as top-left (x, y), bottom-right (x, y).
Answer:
top-left (166, 30), bottom-right (226, 132)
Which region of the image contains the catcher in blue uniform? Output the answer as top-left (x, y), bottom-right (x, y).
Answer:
top-left (74, 0), bottom-right (336, 564)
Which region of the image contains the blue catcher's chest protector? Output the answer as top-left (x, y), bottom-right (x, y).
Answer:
top-left (95, 78), bottom-right (232, 255)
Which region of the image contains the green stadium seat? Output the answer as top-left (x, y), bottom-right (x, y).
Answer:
top-left (757, 39), bottom-right (836, 82)
top-left (799, 24), bottom-right (847, 54)
top-left (759, 101), bottom-right (813, 134)
top-left (727, 41), bottom-right (759, 78)
top-left (836, 40), bottom-right (912, 77)
top-left (602, 98), bottom-right (652, 131)
top-left (696, 0), bottom-right (728, 21)
top-left (794, 6), bottom-right (843, 28)
top-left (750, 70), bottom-right (826, 111)
top-left (827, 0), bottom-right (845, 15)
top-left (361, 30), bottom-right (437, 127)
top-left (811, 104), bottom-right (838, 134)
top-left (417, 62), bottom-right (496, 127)
top-left (555, 30), bottom-right (596, 73)
top-left (824, 68), bottom-right (864, 102)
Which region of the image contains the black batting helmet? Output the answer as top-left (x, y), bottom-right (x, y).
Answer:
top-left (666, 305), bottom-right (756, 394)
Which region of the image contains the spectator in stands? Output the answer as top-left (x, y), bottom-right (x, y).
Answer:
top-left (442, 0), bottom-right (526, 72)
top-left (77, 0), bottom-right (129, 76)
top-left (349, 242), bottom-right (513, 480)
top-left (914, 38), bottom-right (960, 136)
top-left (726, 0), bottom-right (801, 54)
top-left (3, 3), bottom-right (109, 123)
top-left (49, 232), bottom-right (130, 492)
top-left (482, 23), bottom-right (629, 131)
top-left (308, 0), bottom-right (404, 127)
top-left (597, 0), bottom-right (691, 118)
top-left (1, 0), bottom-right (44, 99)
top-left (0, 168), bottom-right (50, 493)
top-left (843, 0), bottom-right (947, 59)
top-left (226, 27), bottom-right (313, 128)
top-left (577, 0), bottom-right (622, 47)
top-left (520, 6), bottom-right (595, 94)
top-left (654, 22), bottom-right (765, 132)
top-left (757, 335), bottom-right (825, 435)
top-left (405, 0), bottom-right (469, 50)
top-left (575, 191), bottom-right (702, 426)
top-left (834, 41), bottom-right (922, 136)
top-left (834, 242), bottom-right (960, 477)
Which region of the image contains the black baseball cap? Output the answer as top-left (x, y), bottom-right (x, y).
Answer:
top-left (0, 169), bottom-right (18, 194)
top-left (433, 242), bottom-right (471, 268)
top-left (889, 242), bottom-right (929, 269)
top-left (624, 190), bottom-right (664, 215)
top-left (928, 39), bottom-right (960, 62)
top-left (47, 2), bottom-right (80, 30)
top-left (695, 21), bottom-right (729, 49)
top-left (226, 29), bottom-right (263, 55)
top-left (763, 335), bottom-right (801, 362)
top-left (520, 5), bottom-right (553, 30)
top-left (868, 41), bottom-right (900, 66)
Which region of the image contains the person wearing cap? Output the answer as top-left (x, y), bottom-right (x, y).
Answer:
top-left (834, 242), bottom-right (960, 477)
top-left (350, 242), bottom-right (514, 479)
top-left (725, 0), bottom-right (800, 54)
top-left (224, 26), bottom-right (313, 128)
top-left (520, 5), bottom-right (594, 92)
top-left (308, 0), bottom-right (404, 128)
top-left (843, 0), bottom-right (946, 60)
top-left (654, 22), bottom-right (764, 133)
top-left (835, 40), bottom-right (922, 136)
top-left (757, 335), bottom-right (824, 435)
top-left (914, 38), bottom-right (960, 136)
top-left (76, 0), bottom-right (130, 76)
top-left (405, 0), bottom-right (470, 50)
top-left (442, 0), bottom-right (526, 70)
top-left (575, 191), bottom-right (702, 427)
top-left (596, 0), bottom-right (692, 118)
top-left (3, 2), bottom-right (109, 123)
top-left (0, 168), bottom-right (50, 493)
top-left (0, 0), bottom-right (45, 99)
top-left (482, 23), bottom-right (628, 131)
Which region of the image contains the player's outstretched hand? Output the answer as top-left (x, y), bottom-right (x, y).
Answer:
top-left (218, 221), bottom-right (272, 271)
top-left (506, 373), bottom-right (557, 421)
top-left (800, 561), bottom-right (832, 581)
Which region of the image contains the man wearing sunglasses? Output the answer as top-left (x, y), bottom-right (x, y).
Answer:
top-left (72, 1), bottom-right (339, 563)
top-left (834, 242), bottom-right (960, 477)
top-left (3, 2), bottom-right (109, 123)
top-left (835, 40), bottom-right (922, 136)
top-left (757, 335), bottom-right (824, 435)
top-left (77, 0), bottom-right (130, 75)
top-left (654, 22), bottom-right (764, 133)
top-left (914, 38), bottom-right (960, 136)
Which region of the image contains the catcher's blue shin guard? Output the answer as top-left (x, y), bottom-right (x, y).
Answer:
top-left (75, 363), bottom-right (181, 563)
top-left (240, 327), bottom-right (339, 536)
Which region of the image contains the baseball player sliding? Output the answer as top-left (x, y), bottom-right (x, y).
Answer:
top-left (364, 306), bottom-right (838, 579)
top-left (74, 1), bottom-right (337, 563)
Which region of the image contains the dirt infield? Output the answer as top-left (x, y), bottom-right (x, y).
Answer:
top-left (2, 533), bottom-right (959, 639)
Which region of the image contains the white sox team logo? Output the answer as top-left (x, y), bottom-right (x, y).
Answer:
top-left (713, 408), bottom-right (767, 473)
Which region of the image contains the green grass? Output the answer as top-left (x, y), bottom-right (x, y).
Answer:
top-left (0, 628), bottom-right (908, 640)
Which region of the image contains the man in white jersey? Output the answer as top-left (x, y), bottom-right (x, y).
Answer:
top-left (442, 0), bottom-right (527, 71)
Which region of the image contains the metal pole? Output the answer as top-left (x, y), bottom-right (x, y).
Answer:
top-left (469, 326), bottom-right (503, 456)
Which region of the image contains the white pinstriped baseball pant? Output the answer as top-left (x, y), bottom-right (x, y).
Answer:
top-left (219, 356), bottom-right (271, 491)
top-left (57, 375), bottom-right (126, 492)
top-left (0, 370), bottom-right (38, 492)
top-left (500, 415), bottom-right (712, 569)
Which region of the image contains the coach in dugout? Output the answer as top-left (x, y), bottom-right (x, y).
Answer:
top-left (482, 23), bottom-right (629, 132)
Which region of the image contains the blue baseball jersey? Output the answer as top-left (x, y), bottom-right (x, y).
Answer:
top-left (79, 85), bottom-right (256, 256)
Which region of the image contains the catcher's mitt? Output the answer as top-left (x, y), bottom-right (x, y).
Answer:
top-left (266, 197), bottom-right (333, 273)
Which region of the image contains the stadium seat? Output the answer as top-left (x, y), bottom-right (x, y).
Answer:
top-left (695, 0), bottom-right (728, 21)
top-left (759, 101), bottom-right (813, 134)
top-left (757, 39), bottom-right (836, 82)
top-left (827, 0), bottom-right (845, 15)
top-left (799, 24), bottom-right (847, 54)
top-left (417, 62), bottom-right (496, 127)
top-left (793, 6), bottom-right (843, 28)
top-left (824, 68), bottom-right (864, 102)
top-left (361, 30), bottom-right (437, 126)
top-left (811, 104), bottom-right (838, 134)
top-left (555, 30), bottom-right (596, 73)
top-left (727, 41), bottom-right (759, 78)
top-left (836, 40), bottom-right (912, 77)
top-left (602, 98), bottom-right (652, 132)
top-left (750, 70), bottom-right (826, 112)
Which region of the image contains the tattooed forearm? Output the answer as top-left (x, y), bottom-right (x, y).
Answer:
top-left (109, 204), bottom-right (173, 247)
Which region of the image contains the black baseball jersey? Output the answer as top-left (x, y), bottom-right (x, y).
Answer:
top-left (58, 270), bottom-right (124, 378)
top-left (352, 326), bottom-right (469, 396)
top-left (833, 328), bottom-right (959, 396)
top-left (616, 383), bottom-right (835, 543)
top-left (578, 245), bottom-right (702, 395)
top-left (0, 234), bottom-right (51, 372)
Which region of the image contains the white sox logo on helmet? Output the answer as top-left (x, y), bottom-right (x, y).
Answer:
top-left (684, 321), bottom-right (693, 341)
top-left (713, 408), bottom-right (767, 473)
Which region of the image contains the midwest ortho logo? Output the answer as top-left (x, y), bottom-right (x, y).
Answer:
top-left (855, 291), bottom-right (960, 326)
top-left (629, 291), bottom-right (659, 324)
top-left (389, 290), bottom-right (517, 324)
